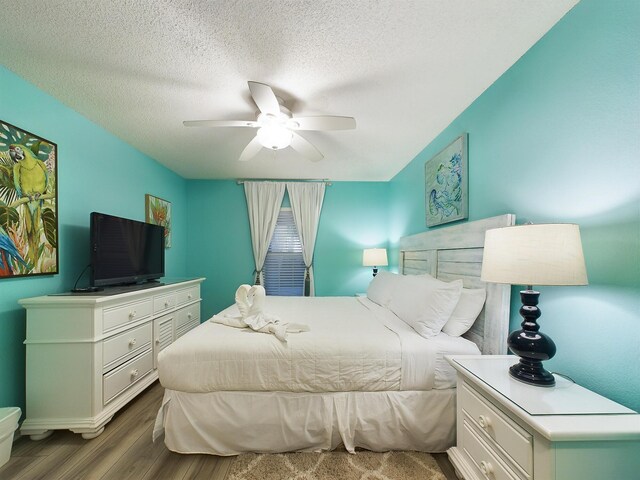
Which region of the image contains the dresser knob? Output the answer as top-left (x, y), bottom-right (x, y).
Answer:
top-left (128, 338), bottom-right (136, 347)
top-left (188, 294), bottom-right (192, 299)
top-left (479, 460), bottom-right (494, 476)
top-left (155, 338), bottom-right (160, 344)
top-left (129, 310), bottom-right (137, 318)
top-left (187, 313), bottom-right (192, 319)
top-left (130, 369), bottom-right (139, 379)
top-left (478, 415), bottom-right (492, 429)
top-left (164, 301), bottom-right (170, 308)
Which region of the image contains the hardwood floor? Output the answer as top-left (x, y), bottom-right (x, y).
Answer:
top-left (0, 382), bottom-right (458, 480)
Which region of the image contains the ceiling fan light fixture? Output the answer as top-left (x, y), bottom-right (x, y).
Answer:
top-left (257, 125), bottom-right (292, 150)
top-left (184, 81), bottom-right (355, 162)
top-left (258, 112), bottom-right (288, 126)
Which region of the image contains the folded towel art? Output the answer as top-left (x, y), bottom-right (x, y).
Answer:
top-left (210, 285), bottom-right (309, 341)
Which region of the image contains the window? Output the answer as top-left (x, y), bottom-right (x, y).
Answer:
top-left (263, 209), bottom-right (306, 296)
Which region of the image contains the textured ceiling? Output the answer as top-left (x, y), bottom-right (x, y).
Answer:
top-left (0, 0), bottom-right (577, 181)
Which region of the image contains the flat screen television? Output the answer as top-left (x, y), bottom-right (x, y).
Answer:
top-left (90, 212), bottom-right (165, 287)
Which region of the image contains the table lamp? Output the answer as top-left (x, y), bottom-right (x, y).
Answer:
top-left (363, 248), bottom-right (388, 277)
top-left (481, 223), bottom-right (588, 386)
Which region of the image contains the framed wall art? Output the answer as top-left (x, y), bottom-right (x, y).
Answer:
top-left (425, 133), bottom-right (468, 227)
top-left (145, 193), bottom-right (171, 248)
top-left (0, 120), bottom-right (58, 278)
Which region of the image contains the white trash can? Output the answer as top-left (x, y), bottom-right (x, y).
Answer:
top-left (0, 407), bottom-right (21, 468)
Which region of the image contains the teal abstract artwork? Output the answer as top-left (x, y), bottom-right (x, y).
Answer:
top-left (425, 134), bottom-right (468, 227)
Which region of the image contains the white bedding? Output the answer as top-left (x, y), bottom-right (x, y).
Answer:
top-left (154, 388), bottom-right (457, 455)
top-left (158, 296), bottom-right (479, 393)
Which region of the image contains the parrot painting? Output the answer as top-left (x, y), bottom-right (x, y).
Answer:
top-left (0, 225), bottom-right (28, 276)
top-left (10, 143), bottom-right (49, 266)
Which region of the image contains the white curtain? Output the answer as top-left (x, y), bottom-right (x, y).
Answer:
top-left (244, 181), bottom-right (286, 285)
top-left (286, 182), bottom-right (326, 296)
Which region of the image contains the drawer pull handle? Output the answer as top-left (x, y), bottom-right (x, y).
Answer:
top-left (187, 313), bottom-right (192, 319)
top-left (479, 460), bottom-right (494, 476)
top-left (128, 338), bottom-right (136, 347)
top-left (188, 294), bottom-right (192, 299)
top-left (130, 369), bottom-right (139, 379)
top-left (478, 415), bottom-right (492, 429)
top-left (155, 338), bottom-right (160, 344)
top-left (129, 310), bottom-right (137, 319)
top-left (164, 301), bottom-right (170, 308)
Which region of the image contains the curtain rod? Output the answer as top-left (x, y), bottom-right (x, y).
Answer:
top-left (236, 179), bottom-right (332, 186)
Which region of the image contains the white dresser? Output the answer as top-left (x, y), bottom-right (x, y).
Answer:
top-left (20, 278), bottom-right (205, 440)
top-left (447, 355), bottom-right (640, 480)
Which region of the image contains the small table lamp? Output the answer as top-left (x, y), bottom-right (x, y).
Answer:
top-left (481, 224), bottom-right (588, 387)
top-left (363, 248), bottom-right (388, 277)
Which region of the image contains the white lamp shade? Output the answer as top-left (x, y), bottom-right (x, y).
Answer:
top-left (481, 224), bottom-right (588, 286)
top-left (363, 248), bottom-right (388, 267)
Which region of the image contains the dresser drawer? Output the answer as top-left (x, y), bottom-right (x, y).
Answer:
top-left (154, 292), bottom-right (176, 313)
top-left (175, 303), bottom-right (200, 329)
top-left (460, 382), bottom-right (532, 476)
top-left (176, 286), bottom-right (199, 306)
top-left (103, 298), bottom-right (153, 332)
top-left (103, 349), bottom-right (153, 405)
top-left (462, 419), bottom-right (525, 480)
top-left (103, 322), bottom-right (152, 372)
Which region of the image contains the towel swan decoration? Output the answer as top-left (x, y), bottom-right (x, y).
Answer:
top-left (211, 285), bottom-right (309, 341)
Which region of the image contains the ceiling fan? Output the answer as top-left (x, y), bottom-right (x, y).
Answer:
top-left (183, 81), bottom-right (356, 162)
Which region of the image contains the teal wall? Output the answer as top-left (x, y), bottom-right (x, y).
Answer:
top-left (186, 180), bottom-right (253, 318)
top-left (0, 66), bottom-right (188, 411)
top-left (187, 180), bottom-right (388, 319)
top-left (314, 182), bottom-right (389, 296)
top-left (389, 0), bottom-right (640, 411)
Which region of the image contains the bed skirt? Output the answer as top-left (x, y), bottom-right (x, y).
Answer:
top-left (153, 388), bottom-right (456, 456)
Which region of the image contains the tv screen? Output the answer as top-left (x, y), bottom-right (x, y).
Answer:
top-left (90, 212), bottom-right (165, 287)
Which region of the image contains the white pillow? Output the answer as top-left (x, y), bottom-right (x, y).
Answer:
top-left (366, 271), bottom-right (398, 307)
top-left (387, 274), bottom-right (463, 339)
top-left (442, 288), bottom-right (487, 337)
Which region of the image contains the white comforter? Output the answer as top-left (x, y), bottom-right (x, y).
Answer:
top-left (158, 296), bottom-right (479, 393)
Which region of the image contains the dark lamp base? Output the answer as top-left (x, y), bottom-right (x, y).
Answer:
top-left (507, 289), bottom-right (557, 387)
top-left (509, 359), bottom-right (555, 387)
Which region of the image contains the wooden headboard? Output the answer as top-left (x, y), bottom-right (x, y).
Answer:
top-left (398, 214), bottom-right (515, 354)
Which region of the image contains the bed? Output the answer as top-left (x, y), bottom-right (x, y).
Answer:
top-left (153, 214), bottom-right (515, 455)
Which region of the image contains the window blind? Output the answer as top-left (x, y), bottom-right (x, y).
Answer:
top-left (264, 209), bottom-right (306, 296)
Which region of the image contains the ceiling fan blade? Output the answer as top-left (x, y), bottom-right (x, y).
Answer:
top-left (238, 135), bottom-right (263, 162)
top-left (183, 120), bottom-right (258, 128)
top-left (289, 116), bottom-right (356, 131)
top-left (290, 132), bottom-right (323, 162)
top-left (248, 81), bottom-right (280, 115)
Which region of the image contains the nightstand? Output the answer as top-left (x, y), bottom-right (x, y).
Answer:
top-left (446, 355), bottom-right (640, 480)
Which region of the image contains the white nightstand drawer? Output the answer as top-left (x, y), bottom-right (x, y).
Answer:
top-left (462, 419), bottom-right (525, 480)
top-left (461, 382), bottom-right (532, 475)
top-left (103, 298), bottom-right (153, 332)
top-left (448, 356), bottom-right (640, 480)
top-left (154, 292), bottom-right (176, 313)
top-left (176, 286), bottom-right (199, 306)
top-left (103, 323), bottom-right (152, 372)
top-left (103, 349), bottom-right (153, 405)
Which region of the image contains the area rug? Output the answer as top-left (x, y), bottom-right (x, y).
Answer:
top-left (226, 450), bottom-right (446, 480)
